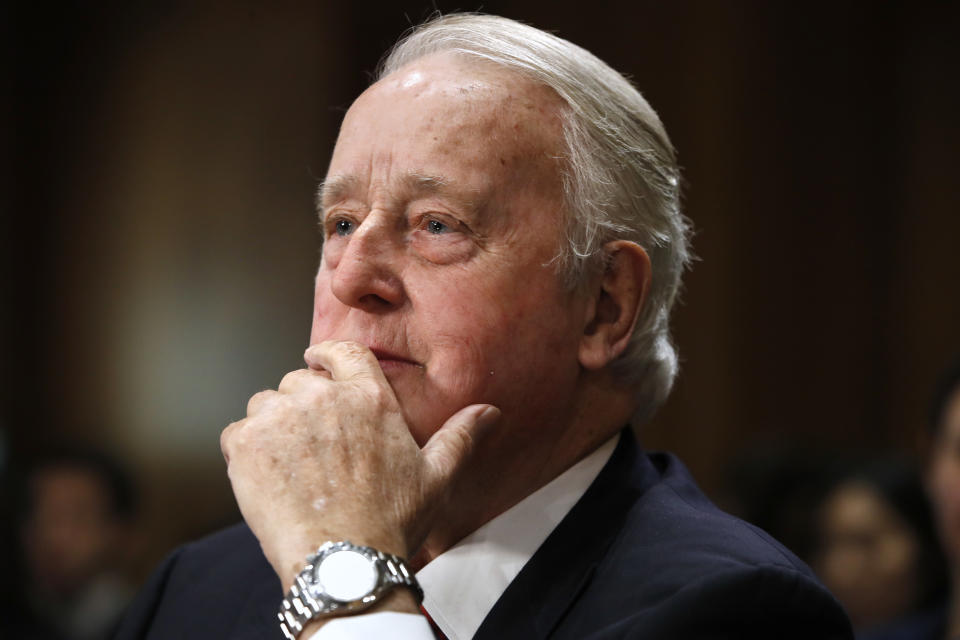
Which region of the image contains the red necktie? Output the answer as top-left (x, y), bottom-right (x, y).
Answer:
top-left (420, 605), bottom-right (449, 640)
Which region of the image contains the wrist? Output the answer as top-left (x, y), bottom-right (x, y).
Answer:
top-left (275, 529), bottom-right (410, 589)
top-left (278, 541), bottom-right (422, 640)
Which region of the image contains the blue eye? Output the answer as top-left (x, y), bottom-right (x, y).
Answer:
top-left (426, 219), bottom-right (449, 234)
top-left (334, 219), bottom-right (354, 236)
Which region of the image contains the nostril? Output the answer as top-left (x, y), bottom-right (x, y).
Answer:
top-left (357, 293), bottom-right (393, 311)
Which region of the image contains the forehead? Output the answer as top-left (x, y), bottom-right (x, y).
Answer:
top-left (357, 52), bottom-right (563, 134)
top-left (327, 53), bottom-right (566, 200)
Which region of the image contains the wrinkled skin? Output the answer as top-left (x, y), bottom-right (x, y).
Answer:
top-left (220, 53), bottom-right (649, 627)
top-left (312, 55), bottom-right (585, 452)
top-left (222, 340), bottom-right (499, 603)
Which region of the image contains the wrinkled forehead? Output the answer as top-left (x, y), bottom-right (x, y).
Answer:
top-left (376, 51), bottom-right (560, 103)
top-left (344, 52), bottom-right (566, 156)
top-left (327, 53), bottom-right (568, 215)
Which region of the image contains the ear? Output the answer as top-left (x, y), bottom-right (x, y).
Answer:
top-left (579, 240), bottom-right (652, 370)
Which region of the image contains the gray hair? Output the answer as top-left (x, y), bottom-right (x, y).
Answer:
top-left (377, 13), bottom-right (692, 424)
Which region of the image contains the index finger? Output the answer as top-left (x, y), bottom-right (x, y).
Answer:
top-left (304, 340), bottom-right (387, 385)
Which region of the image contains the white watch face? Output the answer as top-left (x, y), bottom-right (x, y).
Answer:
top-left (314, 549), bottom-right (379, 602)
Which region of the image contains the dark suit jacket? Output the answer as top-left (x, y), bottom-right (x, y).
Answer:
top-left (114, 433), bottom-right (852, 639)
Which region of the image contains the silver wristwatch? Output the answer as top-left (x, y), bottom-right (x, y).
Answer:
top-left (278, 540), bottom-right (423, 640)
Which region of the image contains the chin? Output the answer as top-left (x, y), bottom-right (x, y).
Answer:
top-left (389, 393), bottom-right (442, 447)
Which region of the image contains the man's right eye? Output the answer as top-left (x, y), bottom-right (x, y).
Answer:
top-left (334, 219), bottom-right (355, 236)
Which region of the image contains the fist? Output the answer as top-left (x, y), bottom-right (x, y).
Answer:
top-left (220, 340), bottom-right (499, 588)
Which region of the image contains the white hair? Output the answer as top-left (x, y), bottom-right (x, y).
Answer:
top-left (377, 13), bottom-right (692, 424)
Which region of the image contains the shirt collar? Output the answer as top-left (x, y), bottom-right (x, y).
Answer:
top-left (416, 434), bottom-right (620, 640)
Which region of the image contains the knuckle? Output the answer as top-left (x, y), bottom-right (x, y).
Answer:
top-left (343, 379), bottom-right (387, 410)
top-left (278, 370), bottom-right (296, 388)
top-left (320, 339), bottom-right (346, 355)
top-left (219, 426), bottom-right (231, 454)
top-left (344, 340), bottom-right (366, 354)
top-left (246, 390), bottom-right (275, 415)
top-left (309, 381), bottom-right (335, 404)
top-left (338, 340), bottom-right (371, 360)
top-left (364, 382), bottom-right (391, 408)
top-left (220, 420), bottom-right (242, 458)
top-left (278, 369), bottom-right (304, 391)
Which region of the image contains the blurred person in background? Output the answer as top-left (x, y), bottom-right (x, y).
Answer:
top-left (915, 358), bottom-right (960, 640)
top-left (813, 459), bottom-right (947, 637)
top-left (15, 446), bottom-right (139, 640)
top-left (846, 359), bottom-right (960, 640)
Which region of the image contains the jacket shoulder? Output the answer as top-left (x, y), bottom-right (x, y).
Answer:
top-left (113, 523), bottom-right (280, 640)
top-left (564, 452), bottom-right (852, 639)
top-left (613, 452), bottom-right (814, 579)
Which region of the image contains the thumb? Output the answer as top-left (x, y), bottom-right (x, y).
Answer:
top-left (422, 404), bottom-right (501, 491)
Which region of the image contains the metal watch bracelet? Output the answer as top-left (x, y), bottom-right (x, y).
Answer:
top-left (278, 541), bottom-right (423, 640)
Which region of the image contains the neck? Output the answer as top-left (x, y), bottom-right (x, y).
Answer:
top-left (414, 370), bottom-right (635, 568)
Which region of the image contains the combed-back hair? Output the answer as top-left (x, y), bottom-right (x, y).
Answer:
top-left (378, 13), bottom-right (692, 423)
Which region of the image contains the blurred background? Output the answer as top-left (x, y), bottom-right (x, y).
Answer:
top-left (3, 0), bottom-right (960, 637)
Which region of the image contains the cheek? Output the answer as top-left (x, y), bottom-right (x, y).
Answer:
top-left (310, 274), bottom-right (343, 344)
top-left (421, 303), bottom-right (501, 395)
top-left (421, 280), bottom-right (580, 403)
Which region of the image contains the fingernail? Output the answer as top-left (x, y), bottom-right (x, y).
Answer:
top-left (476, 406), bottom-right (501, 430)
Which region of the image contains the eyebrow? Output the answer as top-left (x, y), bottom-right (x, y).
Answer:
top-left (401, 172), bottom-right (449, 194)
top-left (316, 175), bottom-right (360, 212)
top-left (316, 171), bottom-right (483, 214)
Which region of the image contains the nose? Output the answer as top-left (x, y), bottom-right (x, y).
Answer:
top-left (329, 215), bottom-right (406, 312)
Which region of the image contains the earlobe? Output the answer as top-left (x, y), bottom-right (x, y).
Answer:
top-left (578, 241), bottom-right (652, 370)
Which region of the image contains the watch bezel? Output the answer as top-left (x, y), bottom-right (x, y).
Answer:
top-left (305, 541), bottom-right (389, 613)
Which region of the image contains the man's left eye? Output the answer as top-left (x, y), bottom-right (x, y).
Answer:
top-left (426, 219), bottom-right (450, 234)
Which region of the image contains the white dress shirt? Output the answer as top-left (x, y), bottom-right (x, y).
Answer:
top-left (311, 435), bottom-right (619, 640)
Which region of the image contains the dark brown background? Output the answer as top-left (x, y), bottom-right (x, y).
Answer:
top-left (4, 0), bottom-right (959, 579)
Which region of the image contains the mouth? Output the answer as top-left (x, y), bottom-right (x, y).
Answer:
top-left (369, 347), bottom-right (422, 370)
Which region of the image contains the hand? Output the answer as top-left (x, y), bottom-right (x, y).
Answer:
top-left (220, 340), bottom-right (500, 591)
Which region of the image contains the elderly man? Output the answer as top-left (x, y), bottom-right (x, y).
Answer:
top-left (115, 13), bottom-right (852, 640)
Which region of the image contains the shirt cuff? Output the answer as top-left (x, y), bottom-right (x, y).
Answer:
top-left (307, 611), bottom-right (435, 640)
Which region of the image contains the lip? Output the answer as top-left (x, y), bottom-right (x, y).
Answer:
top-left (369, 347), bottom-right (421, 368)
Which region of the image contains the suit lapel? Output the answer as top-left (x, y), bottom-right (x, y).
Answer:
top-left (474, 431), bottom-right (655, 640)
